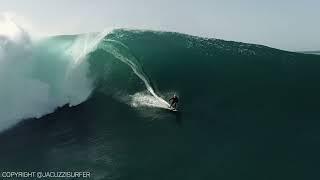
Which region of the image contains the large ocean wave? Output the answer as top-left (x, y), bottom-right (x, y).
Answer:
top-left (1, 16), bottom-right (320, 134)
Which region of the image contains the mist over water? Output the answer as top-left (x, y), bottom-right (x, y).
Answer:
top-left (0, 16), bottom-right (100, 132)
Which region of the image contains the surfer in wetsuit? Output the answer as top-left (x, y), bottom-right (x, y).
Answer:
top-left (169, 94), bottom-right (179, 109)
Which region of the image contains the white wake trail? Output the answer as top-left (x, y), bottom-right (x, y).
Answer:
top-left (100, 39), bottom-right (170, 109)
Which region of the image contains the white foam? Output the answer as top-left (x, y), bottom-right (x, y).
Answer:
top-left (0, 16), bottom-right (108, 132)
top-left (130, 92), bottom-right (169, 109)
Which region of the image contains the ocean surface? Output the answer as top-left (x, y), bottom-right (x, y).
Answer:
top-left (0, 28), bottom-right (320, 180)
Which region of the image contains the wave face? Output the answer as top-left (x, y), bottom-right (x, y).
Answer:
top-left (91, 29), bottom-right (320, 113)
top-left (1, 28), bottom-right (320, 179)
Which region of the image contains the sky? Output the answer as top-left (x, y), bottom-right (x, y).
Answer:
top-left (0, 0), bottom-right (319, 51)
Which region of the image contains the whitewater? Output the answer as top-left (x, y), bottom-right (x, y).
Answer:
top-left (0, 16), bottom-right (94, 131)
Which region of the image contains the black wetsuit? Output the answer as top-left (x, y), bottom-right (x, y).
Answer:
top-left (169, 96), bottom-right (179, 109)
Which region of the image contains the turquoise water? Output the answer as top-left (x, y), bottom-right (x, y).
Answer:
top-left (0, 29), bottom-right (320, 179)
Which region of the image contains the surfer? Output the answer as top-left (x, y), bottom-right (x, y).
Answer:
top-left (169, 94), bottom-right (179, 110)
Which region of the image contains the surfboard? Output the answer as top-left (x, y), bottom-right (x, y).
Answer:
top-left (168, 108), bottom-right (178, 112)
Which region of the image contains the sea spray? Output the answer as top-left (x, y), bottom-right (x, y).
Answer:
top-left (0, 17), bottom-right (107, 132)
